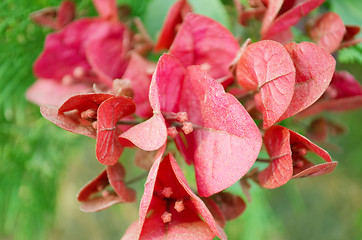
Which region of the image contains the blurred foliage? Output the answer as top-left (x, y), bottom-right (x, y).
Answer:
top-left (0, 0), bottom-right (362, 240)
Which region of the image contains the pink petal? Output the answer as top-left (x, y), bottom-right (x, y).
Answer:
top-left (330, 71), bottom-right (362, 98)
top-left (178, 66), bottom-right (262, 197)
top-left (136, 153), bottom-right (226, 240)
top-left (96, 96), bottom-right (136, 165)
top-left (106, 163), bottom-right (136, 202)
top-left (309, 12), bottom-right (346, 53)
top-left (122, 53), bottom-right (153, 118)
top-left (85, 22), bottom-right (131, 85)
top-left (236, 40), bottom-right (296, 128)
top-left (26, 78), bottom-right (90, 106)
top-left (149, 54), bottom-right (186, 112)
top-left (154, 0), bottom-right (192, 51)
top-left (77, 163), bottom-right (135, 212)
top-left (119, 113), bottom-right (167, 151)
top-left (260, 0), bottom-right (283, 37)
top-left (262, 0), bottom-right (325, 40)
top-left (258, 125), bottom-right (293, 188)
top-left (40, 105), bottom-right (97, 138)
top-left (292, 161), bottom-right (338, 178)
top-left (92, 0), bottom-right (118, 22)
top-left (169, 13), bottom-right (239, 79)
top-left (33, 19), bottom-right (98, 80)
top-left (279, 42), bottom-right (335, 121)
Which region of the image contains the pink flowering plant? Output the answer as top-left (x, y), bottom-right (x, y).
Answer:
top-left (27, 0), bottom-right (362, 239)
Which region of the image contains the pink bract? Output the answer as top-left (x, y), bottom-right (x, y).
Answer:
top-left (236, 40), bottom-right (296, 128)
top-left (122, 152), bottom-right (226, 240)
top-left (258, 125), bottom-right (337, 188)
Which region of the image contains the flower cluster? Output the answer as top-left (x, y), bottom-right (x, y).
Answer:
top-left (27, 0), bottom-right (362, 239)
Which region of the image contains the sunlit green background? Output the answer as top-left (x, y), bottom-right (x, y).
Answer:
top-left (1, 0), bottom-right (361, 239)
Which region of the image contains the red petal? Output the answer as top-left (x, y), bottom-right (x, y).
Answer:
top-left (343, 25), bottom-right (360, 41)
top-left (236, 40), bottom-right (296, 128)
top-left (309, 12), bottom-right (346, 53)
top-left (169, 13), bottom-right (239, 79)
top-left (40, 105), bottom-right (97, 138)
top-left (26, 79), bottom-right (89, 106)
top-left (96, 96), bottom-right (136, 165)
top-left (106, 163), bottom-right (136, 202)
top-left (92, 0), bottom-right (118, 22)
top-left (119, 113), bottom-right (167, 151)
top-left (154, 0), bottom-right (192, 51)
top-left (258, 125), bottom-right (293, 188)
top-left (279, 42), bottom-right (335, 121)
top-left (178, 66), bottom-right (262, 197)
top-left (211, 192), bottom-right (246, 221)
top-left (77, 163), bottom-right (135, 212)
top-left (331, 71), bottom-right (362, 98)
top-left (262, 0), bottom-right (325, 40)
top-left (58, 93), bottom-right (114, 113)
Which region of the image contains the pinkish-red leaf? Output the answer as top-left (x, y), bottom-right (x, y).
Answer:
top-left (177, 66), bottom-right (262, 197)
top-left (92, 0), bottom-right (118, 22)
top-left (119, 113), bottom-right (167, 151)
top-left (169, 13), bottom-right (239, 79)
top-left (26, 78), bottom-right (90, 106)
top-left (262, 0), bottom-right (325, 40)
top-left (96, 96), bottom-right (136, 165)
top-left (258, 125), bottom-right (293, 188)
top-left (309, 12), bottom-right (346, 53)
top-left (343, 25), bottom-right (361, 41)
top-left (40, 105), bottom-right (97, 138)
top-left (154, 0), bottom-right (192, 51)
top-left (279, 42), bottom-right (335, 121)
top-left (236, 40), bottom-right (296, 128)
top-left (330, 71), bottom-right (362, 98)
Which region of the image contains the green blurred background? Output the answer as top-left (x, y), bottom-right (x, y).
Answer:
top-left (0, 0), bottom-right (361, 239)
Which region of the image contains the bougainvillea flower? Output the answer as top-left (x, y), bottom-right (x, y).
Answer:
top-left (28, 0), bottom-right (132, 106)
top-left (261, 0), bottom-right (325, 41)
top-left (154, 0), bottom-right (192, 51)
top-left (298, 71), bottom-right (362, 117)
top-left (77, 162), bottom-right (136, 212)
top-left (278, 42), bottom-right (335, 121)
top-left (169, 13), bottom-right (239, 80)
top-left (309, 12), bottom-right (346, 53)
top-left (41, 93), bottom-right (136, 165)
top-left (122, 54), bottom-right (262, 197)
top-left (258, 125), bottom-right (337, 189)
top-left (236, 40), bottom-right (296, 128)
top-left (307, 117), bottom-right (345, 142)
top-left (30, 0), bottom-right (75, 30)
top-left (122, 153), bottom-right (226, 240)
